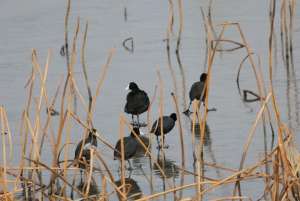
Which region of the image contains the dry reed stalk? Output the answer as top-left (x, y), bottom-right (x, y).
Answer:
top-left (166, 0), bottom-right (178, 97)
top-left (93, 152), bottom-right (127, 201)
top-left (145, 85), bottom-right (157, 197)
top-left (119, 116), bottom-right (126, 201)
top-left (280, 0), bottom-right (295, 71)
top-left (200, 7), bottom-right (209, 71)
top-left (191, 101), bottom-right (198, 163)
top-left (101, 176), bottom-right (108, 201)
top-left (26, 158), bottom-right (84, 196)
top-left (207, 22), bottom-right (272, 198)
top-left (207, 0), bottom-right (218, 47)
top-left (196, 103), bottom-right (205, 201)
top-left (237, 93), bottom-right (272, 170)
top-left (176, 0), bottom-right (183, 51)
top-left (194, 19), bottom-right (227, 201)
top-left (232, 93), bottom-right (272, 199)
top-left (39, 77), bottom-right (63, 157)
top-left (157, 70), bottom-right (165, 151)
top-left (204, 162), bottom-right (238, 173)
top-left (266, 1), bottom-right (300, 200)
top-left (0, 107), bottom-right (12, 162)
top-left (23, 111), bottom-right (41, 165)
top-left (68, 111), bottom-right (116, 152)
top-left (21, 52), bottom-right (38, 191)
top-left (200, 158), bottom-right (270, 197)
top-left (61, 82), bottom-right (74, 196)
top-left (167, 0), bottom-right (174, 35)
top-left (83, 149), bottom-right (94, 198)
top-left (171, 92), bottom-right (185, 168)
top-left (235, 23), bottom-right (267, 103)
top-left (136, 183), bottom-right (197, 201)
top-left (81, 22), bottom-right (92, 108)
top-left (30, 51), bottom-right (51, 190)
top-left (81, 21), bottom-right (93, 128)
top-left (210, 196), bottom-right (251, 201)
top-left (90, 49), bottom-right (115, 120)
top-left (49, 14), bottom-right (80, 192)
top-left (5, 167), bottom-right (80, 171)
top-left (175, 45), bottom-right (188, 110)
top-left (64, 0), bottom-right (71, 69)
top-left (0, 107), bottom-right (9, 198)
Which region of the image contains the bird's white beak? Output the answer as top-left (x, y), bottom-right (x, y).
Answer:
top-left (125, 84), bottom-right (129, 90)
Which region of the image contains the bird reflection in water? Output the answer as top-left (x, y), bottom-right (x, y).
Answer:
top-left (115, 177), bottom-right (142, 200)
top-left (153, 151), bottom-right (179, 192)
top-left (190, 122), bottom-right (211, 146)
top-left (153, 151), bottom-right (179, 179)
top-left (76, 177), bottom-right (99, 200)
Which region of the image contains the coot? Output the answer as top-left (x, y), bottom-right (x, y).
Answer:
top-left (183, 73), bottom-right (207, 115)
top-left (114, 127), bottom-right (140, 169)
top-left (124, 82), bottom-right (150, 126)
top-left (74, 128), bottom-right (97, 180)
top-left (150, 113), bottom-right (177, 149)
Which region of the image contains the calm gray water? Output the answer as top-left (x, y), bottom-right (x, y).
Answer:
top-left (1, 0), bottom-right (300, 200)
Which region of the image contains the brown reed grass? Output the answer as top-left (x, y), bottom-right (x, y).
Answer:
top-left (1, 0), bottom-right (300, 200)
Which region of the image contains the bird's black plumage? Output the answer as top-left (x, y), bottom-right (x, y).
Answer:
top-left (74, 129), bottom-right (97, 169)
top-left (151, 113), bottom-right (177, 148)
top-left (113, 127), bottom-right (140, 162)
top-left (184, 73), bottom-right (207, 115)
top-left (124, 82), bottom-right (150, 125)
top-left (151, 113), bottom-right (177, 136)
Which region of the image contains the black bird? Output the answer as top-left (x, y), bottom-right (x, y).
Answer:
top-left (183, 73), bottom-right (207, 115)
top-left (135, 132), bottom-right (150, 157)
top-left (74, 129), bottom-right (97, 180)
top-left (150, 113), bottom-right (177, 149)
top-left (124, 82), bottom-right (150, 127)
top-left (114, 127), bottom-right (140, 169)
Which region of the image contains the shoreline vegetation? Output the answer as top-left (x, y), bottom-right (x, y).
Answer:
top-left (1, 0), bottom-right (299, 200)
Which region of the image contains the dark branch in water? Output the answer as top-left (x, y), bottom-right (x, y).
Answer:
top-left (214, 39), bottom-right (245, 52)
top-left (124, 6), bottom-right (127, 21)
top-left (236, 54), bottom-right (253, 96)
top-left (46, 107), bottom-right (60, 116)
top-left (122, 37), bottom-right (134, 53)
top-left (1, 131), bottom-right (8, 135)
top-left (243, 90), bottom-right (261, 102)
top-left (60, 45), bottom-right (66, 56)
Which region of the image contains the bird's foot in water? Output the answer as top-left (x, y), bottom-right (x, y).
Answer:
top-left (183, 109), bottom-right (192, 116)
top-left (117, 165), bottom-right (133, 172)
top-left (156, 144), bottom-right (169, 150)
top-left (207, 107), bottom-right (217, 112)
top-left (130, 121), bottom-right (147, 128)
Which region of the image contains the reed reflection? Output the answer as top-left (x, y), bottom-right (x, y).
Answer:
top-left (190, 122), bottom-right (221, 179)
top-left (191, 122), bottom-right (211, 146)
top-left (286, 67), bottom-right (300, 131)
